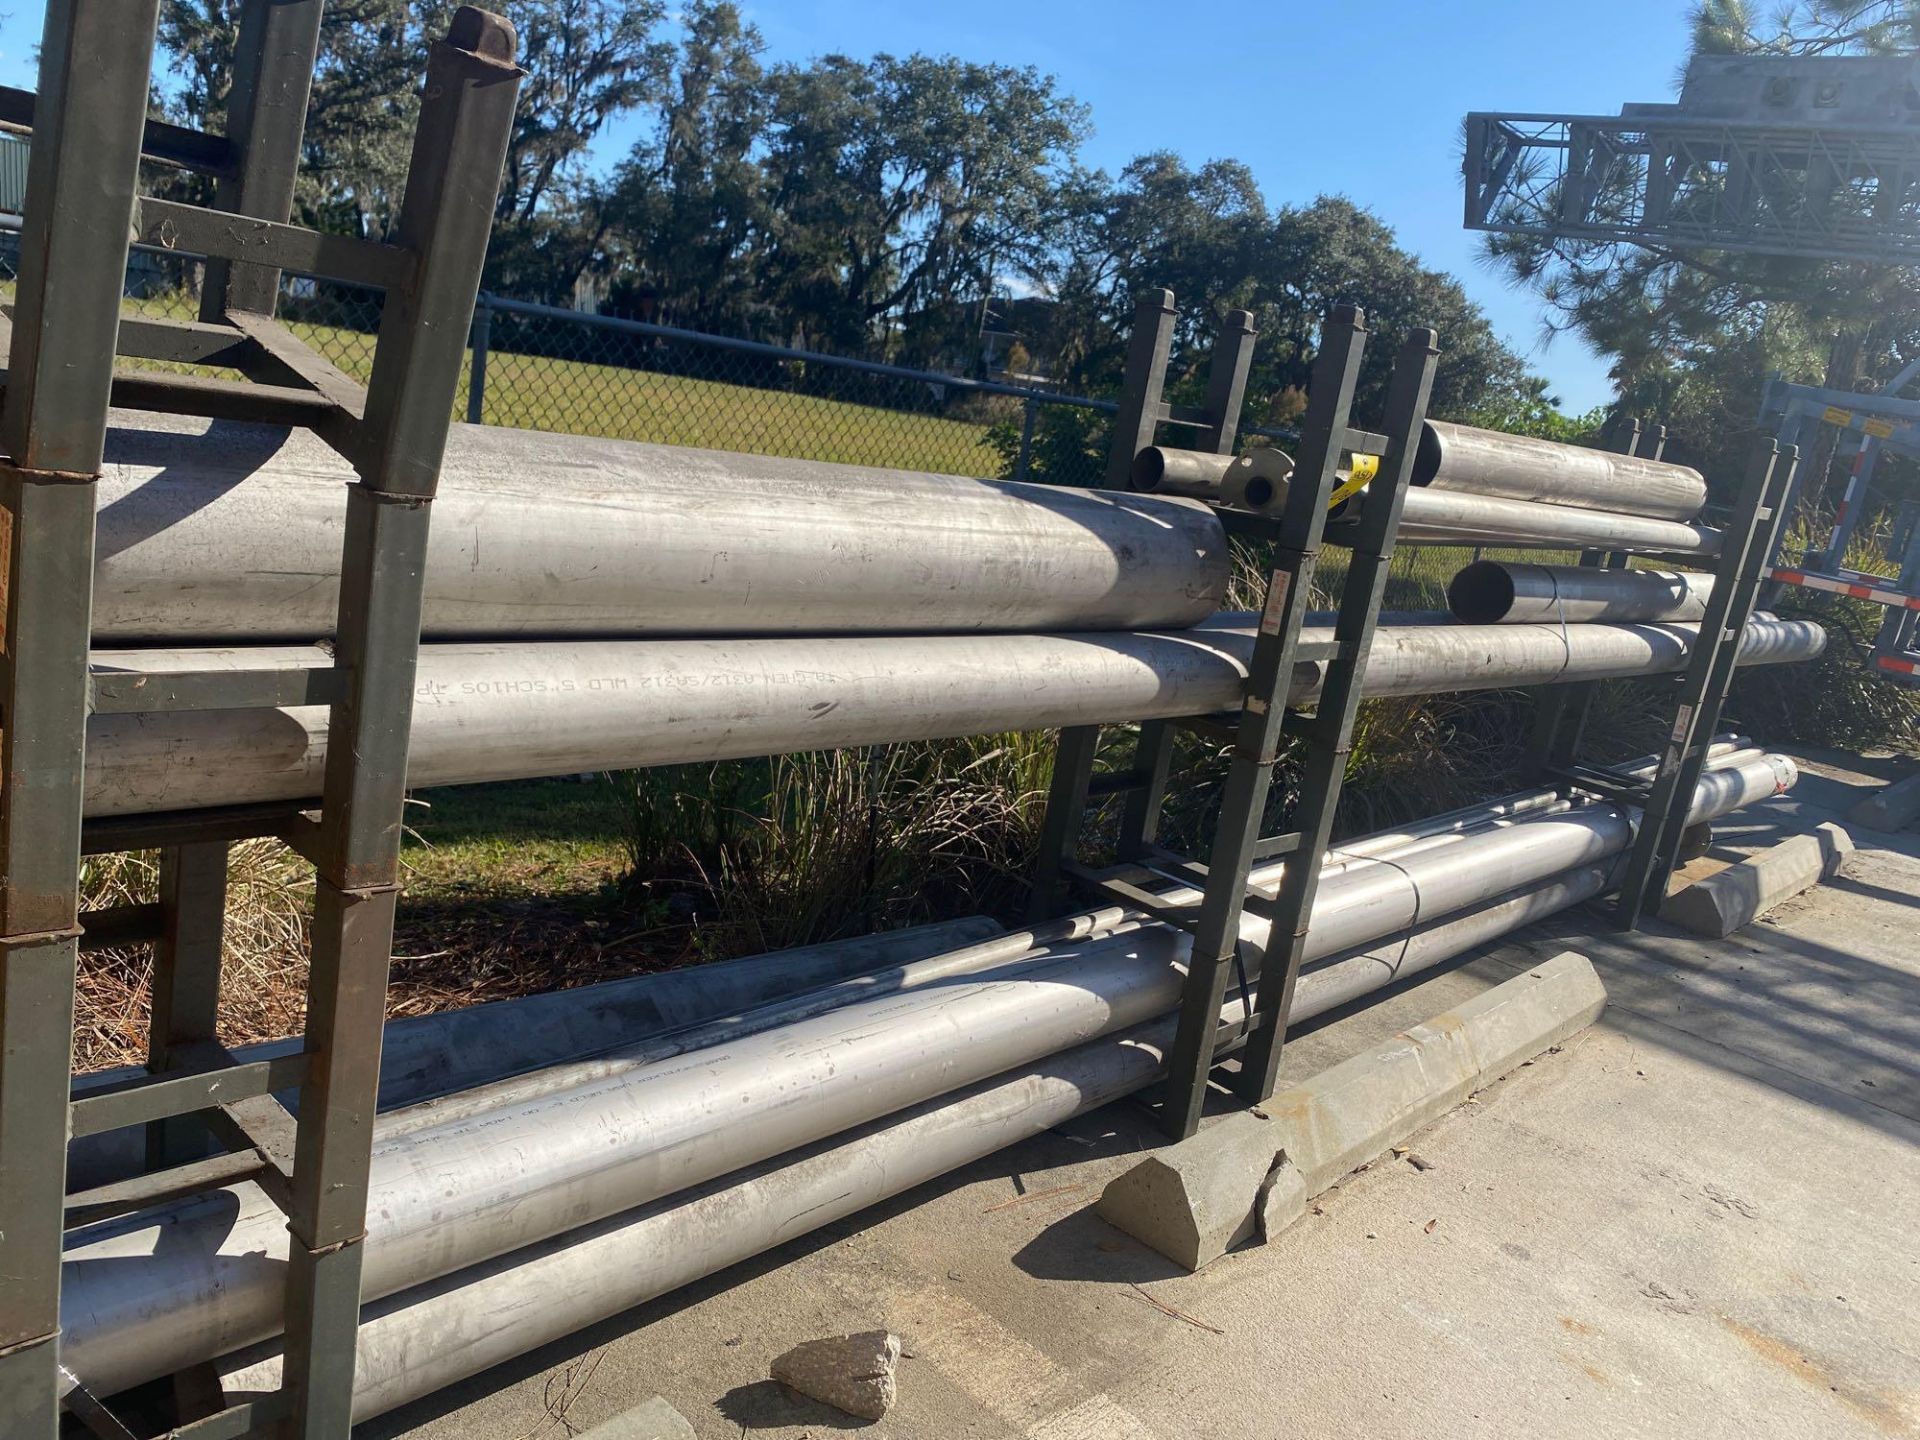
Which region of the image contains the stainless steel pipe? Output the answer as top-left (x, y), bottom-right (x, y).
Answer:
top-left (1129, 446), bottom-right (1303, 513)
top-left (74, 739), bottom-right (1738, 1190)
top-left (215, 838), bottom-right (1736, 1422)
top-left (1129, 446), bottom-right (1237, 497)
top-left (77, 618), bottom-right (1821, 817)
top-left (1380, 487), bottom-right (1722, 554)
top-left (363, 741), bottom-right (1753, 1137)
top-left (1415, 419), bottom-right (1708, 522)
top-left (217, 998), bottom-right (1243, 1423)
top-left (63, 916), bottom-right (1002, 1193)
top-left (1447, 560), bottom-right (1716, 625)
top-left (59, 753), bottom-right (1794, 1397)
top-left (89, 411), bottom-right (1229, 642)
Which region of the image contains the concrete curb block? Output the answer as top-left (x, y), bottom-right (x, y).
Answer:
top-left (575, 1396), bottom-right (697, 1439)
top-left (1848, 773), bottom-right (1920, 832)
top-left (1097, 952), bottom-right (1606, 1270)
top-left (1662, 822), bottom-right (1853, 939)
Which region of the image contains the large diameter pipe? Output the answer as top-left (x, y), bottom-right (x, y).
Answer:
top-left (89, 411), bottom-right (1230, 642)
top-left (58, 755), bottom-right (1794, 1397)
top-left (1415, 419), bottom-right (1708, 522)
top-left (76, 618), bottom-right (1823, 817)
top-left (1448, 560), bottom-right (1716, 625)
top-left (1381, 487), bottom-right (1722, 554)
top-left (217, 854), bottom-right (1687, 1422)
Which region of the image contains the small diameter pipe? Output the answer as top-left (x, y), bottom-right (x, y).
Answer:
top-left (375, 741), bottom-right (1758, 1138)
top-left (59, 754), bottom-right (1794, 1398)
top-left (1326, 736), bottom-right (1746, 861)
top-left (377, 771), bottom-right (1631, 1139)
top-left (1223, 448), bottom-right (1297, 513)
top-left (1415, 420), bottom-right (1708, 522)
top-left (1129, 446), bottom-right (1238, 498)
top-left (62, 916), bottom-right (1004, 1194)
top-left (218, 798), bottom-right (1772, 1423)
top-left (1448, 560), bottom-right (1716, 625)
top-left (1130, 445), bottom-right (1305, 512)
top-left (72, 734), bottom-right (1742, 1188)
top-left (376, 910), bottom-right (1149, 1138)
top-left (217, 998), bottom-right (1252, 1422)
top-left (76, 619), bottom-right (1821, 818)
top-left (1376, 488), bottom-right (1722, 555)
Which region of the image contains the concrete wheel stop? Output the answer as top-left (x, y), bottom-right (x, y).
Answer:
top-left (1096, 951), bottom-right (1607, 1272)
top-left (1661, 821), bottom-right (1853, 939)
top-left (1848, 772), bottom-right (1920, 833)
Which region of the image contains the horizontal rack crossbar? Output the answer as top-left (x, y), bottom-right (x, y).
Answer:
top-left (135, 196), bottom-right (415, 290)
top-left (69, 1048), bottom-right (308, 1138)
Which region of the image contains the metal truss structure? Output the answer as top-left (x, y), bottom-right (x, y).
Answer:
top-left (1465, 55), bottom-right (1920, 265)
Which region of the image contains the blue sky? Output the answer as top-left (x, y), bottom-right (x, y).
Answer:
top-left (0, 1), bottom-right (1698, 412)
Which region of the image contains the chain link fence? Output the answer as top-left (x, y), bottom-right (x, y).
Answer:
top-left (0, 237), bottom-right (1510, 608)
top-left (465, 295), bottom-right (1117, 487)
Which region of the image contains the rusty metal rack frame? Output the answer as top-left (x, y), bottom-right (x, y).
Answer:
top-left (1030, 293), bottom-right (1438, 1141)
top-left (0, 4), bottom-right (522, 1438)
top-left (1526, 423), bottom-right (1799, 928)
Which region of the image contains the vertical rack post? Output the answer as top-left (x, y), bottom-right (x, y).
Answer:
top-left (149, 0), bottom-right (323, 1205)
top-left (1156, 305), bottom-right (1373, 1138)
top-left (1031, 290), bottom-right (1256, 918)
top-left (276, 14), bottom-right (521, 1436)
top-left (198, 0), bottom-right (326, 319)
top-left (1029, 296), bottom-right (1435, 1142)
top-left (0, 5), bottom-right (520, 1434)
top-left (1231, 327), bottom-right (1438, 1106)
top-left (1612, 436), bottom-right (1799, 926)
top-left (1197, 307), bottom-right (1257, 454)
top-left (0, 3), bottom-right (160, 1435)
top-left (1099, 288), bottom-right (1177, 491)
top-left (145, 842), bottom-right (230, 1170)
top-left (1111, 308), bottom-right (1260, 864)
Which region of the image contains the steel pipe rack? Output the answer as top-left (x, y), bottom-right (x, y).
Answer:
top-left (1031, 295), bottom-right (1438, 1140)
top-left (1525, 419), bottom-right (1800, 926)
top-left (1038, 296), bottom-right (1812, 1146)
top-left (0, 5), bottom-right (521, 1437)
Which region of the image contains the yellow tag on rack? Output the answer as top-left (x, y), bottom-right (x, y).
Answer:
top-left (1327, 453), bottom-right (1380, 509)
top-left (1822, 405), bottom-right (1854, 427)
top-left (1864, 417), bottom-right (1896, 440)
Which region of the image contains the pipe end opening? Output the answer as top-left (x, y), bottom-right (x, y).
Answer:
top-left (1412, 422), bottom-right (1444, 488)
top-left (1446, 559), bottom-right (1516, 624)
top-left (1129, 448), bottom-right (1167, 491)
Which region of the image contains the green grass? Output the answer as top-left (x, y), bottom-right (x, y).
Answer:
top-left (468, 351), bottom-right (1002, 472)
top-left (119, 288), bottom-right (1006, 476)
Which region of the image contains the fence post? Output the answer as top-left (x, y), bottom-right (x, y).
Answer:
top-left (1013, 394), bottom-right (1039, 483)
top-left (466, 295), bottom-right (492, 425)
